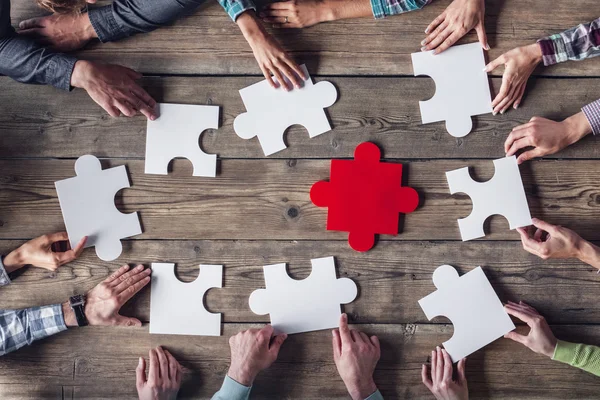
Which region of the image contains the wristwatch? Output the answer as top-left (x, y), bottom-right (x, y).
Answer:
top-left (69, 294), bottom-right (89, 327)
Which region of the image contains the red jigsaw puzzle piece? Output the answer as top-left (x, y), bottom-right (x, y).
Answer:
top-left (310, 142), bottom-right (419, 251)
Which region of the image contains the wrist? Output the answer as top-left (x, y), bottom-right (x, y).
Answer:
top-left (2, 249), bottom-right (25, 273)
top-left (526, 42), bottom-right (543, 64)
top-left (61, 301), bottom-right (79, 327)
top-left (227, 365), bottom-right (256, 387)
top-left (320, 0), bottom-right (337, 22)
top-left (81, 13), bottom-right (98, 41)
top-left (563, 111), bottom-right (593, 145)
top-left (70, 60), bottom-right (93, 89)
top-left (237, 11), bottom-right (266, 45)
top-left (346, 378), bottom-right (378, 400)
top-left (576, 239), bottom-right (600, 269)
top-left (542, 337), bottom-right (558, 358)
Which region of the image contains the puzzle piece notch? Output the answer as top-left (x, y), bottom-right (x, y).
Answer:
top-left (149, 263), bottom-right (223, 336)
top-left (411, 42), bottom-right (493, 137)
top-left (145, 103), bottom-right (219, 177)
top-left (310, 142), bottom-right (419, 252)
top-left (233, 64), bottom-right (338, 156)
top-left (418, 265), bottom-right (515, 362)
top-left (55, 155), bottom-right (142, 261)
top-left (446, 155), bottom-right (532, 241)
top-left (248, 256), bottom-right (357, 334)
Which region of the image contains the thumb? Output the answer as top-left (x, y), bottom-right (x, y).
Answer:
top-left (476, 22), bottom-right (489, 50)
top-left (531, 218), bottom-right (557, 234)
top-left (136, 356), bottom-right (147, 388)
top-left (269, 333), bottom-right (287, 355)
top-left (457, 357), bottom-right (467, 384)
top-left (115, 315), bottom-right (142, 327)
top-left (126, 68), bottom-right (143, 80)
top-left (504, 330), bottom-right (529, 346)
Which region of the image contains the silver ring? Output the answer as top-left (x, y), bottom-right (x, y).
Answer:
top-left (284, 16), bottom-right (289, 23)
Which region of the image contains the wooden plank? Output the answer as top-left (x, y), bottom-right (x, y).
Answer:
top-left (9, 0), bottom-right (600, 76)
top-left (1, 158), bottom-right (599, 241)
top-left (1, 324), bottom-right (599, 399)
top-left (0, 240), bottom-right (598, 324)
top-left (1, 76), bottom-right (599, 160)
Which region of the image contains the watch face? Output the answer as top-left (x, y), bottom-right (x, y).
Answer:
top-left (70, 294), bottom-right (85, 306)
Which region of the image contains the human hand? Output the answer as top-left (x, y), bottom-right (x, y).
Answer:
top-left (517, 218), bottom-right (585, 260)
top-left (332, 313), bottom-right (380, 400)
top-left (485, 43), bottom-right (542, 114)
top-left (504, 301), bottom-right (558, 358)
top-left (422, 347), bottom-right (468, 400)
top-left (421, 0), bottom-right (487, 54)
top-left (227, 325), bottom-right (287, 386)
top-left (2, 232), bottom-right (86, 273)
top-left (505, 113), bottom-right (593, 164)
top-left (137, 346), bottom-right (182, 400)
top-left (18, 12), bottom-right (97, 52)
top-left (237, 11), bottom-right (306, 90)
top-left (260, 0), bottom-right (334, 28)
top-left (70, 60), bottom-right (157, 120)
top-left (72, 264), bottom-right (150, 327)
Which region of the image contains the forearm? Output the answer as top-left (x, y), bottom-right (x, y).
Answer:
top-left (324, 0), bottom-right (372, 21)
top-left (537, 17), bottom-right (600, 66)
top-left (575, 239), bottom-right (600, 270)
top-left (0, 304), bottom-right (67, 356)
top-left (88, 0), bottom-right (206, 43)
top-left (553, 340), bottom-right (600, 377)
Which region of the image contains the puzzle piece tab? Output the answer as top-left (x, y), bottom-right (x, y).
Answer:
top-left (310, 142), bottom-right (419, 251)
top-left (234, 64), bottom-right (337, 156)
top-left (446, 155), bottom-right (532, 241)
top-left (249, 256), bottom-right (357, 335)
top-left (412, 42), bottom-right (492, 137)
top-left (150, 263), bottom-right (223, 336)
top-left (418, 265), bottom-right (515, 362)
top-left (54, 155), bottom-right (142, 261)
top-left (145, 103), bottom-right (218, 177)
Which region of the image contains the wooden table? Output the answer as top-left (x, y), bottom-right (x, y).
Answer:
top-left (1, 0), bottom-right (599, 398)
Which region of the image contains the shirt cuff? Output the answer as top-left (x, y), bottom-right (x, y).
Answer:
top-left (29, 304), bottom-right (68, 342)
top-left (537, 36), bottom-right (567, 66)
top-left (370, 0), bottom-right (386, 19)
top-left (365, 389), bottom-right (384, 400)
top-left (59, 55), bottom-right (78, 92)
top-left (0, 257), bottom-right (12, 287)
top-left (582, 99), bottom-right (600, 136)
top-left (226, 3), bottom-right (256, 22)
top-left (215, 376), bottom-right (252, 399)
top-left (88, 5), bottom-right (126, 43)
top-left (552, 340), bottom-right (578, 364)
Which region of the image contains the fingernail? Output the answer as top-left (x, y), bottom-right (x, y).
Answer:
top-left (492, 111), bottom-right (497, 116)
top-left (342, 313), bottom-right (347, 322)
top-left (420, 46), bottom-right (427, 52)
top-left (331, 330), bottom-right (335, 336)
top-left (136, 265), bottom-right (143, 271)
top-left (500, 109), bottom-right (505, 114)
top-left (514, 103), bottom-right (519, 109)
top-left (424, 28), bottom-right (429, 33)
top-left (420, 39), bottom-right (426, 45)
top-left (485, 44), bottom-right (490, 50)
top-left (138, 357), bottom-right (143, 366)
top-left (482, 66), bottom-right (488, 71)
top-left (436, 346), bottom-right (440, 351)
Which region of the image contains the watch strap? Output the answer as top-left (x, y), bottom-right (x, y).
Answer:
top-left (69, 295), bottom-right (89, 327)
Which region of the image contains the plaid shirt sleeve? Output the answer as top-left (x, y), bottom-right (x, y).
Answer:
top-left (371, 0), bottom-right (431, 19)
top-left (537, 17), bottom-right (600, 66)
top-left (0, 304), bottom-right (67, 356)
top-left (218, 0), bottom-right (256, 21)
top-left (582, 99), bottom-right (600, 136)
top-left (0, 257), bottom-right (11, 287)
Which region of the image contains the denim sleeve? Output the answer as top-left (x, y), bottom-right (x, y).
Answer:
top-left (88, 0), bottom-right (211, 43)
top-left (0, 0), bottom-right (77, 91)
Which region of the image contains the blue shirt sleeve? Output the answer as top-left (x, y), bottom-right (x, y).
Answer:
top-left (365, 389), bottom-right (384, 400)
top-left (217, 0), bottom-right (256, 21)
top-left (211, 375), bottom-right (252, 400)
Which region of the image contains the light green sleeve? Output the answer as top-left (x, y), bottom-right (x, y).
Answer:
top-left (552, 340), bottom-right (600, 377)
top-left (365, 389), bottom-right (384, 400)
top-left (211, 376), bottom-right (252, 400)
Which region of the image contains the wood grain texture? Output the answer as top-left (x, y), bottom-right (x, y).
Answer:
top-left (9, 0), bottom-right (600, 76)
top-left (1, 76), bottom-right (599, 160)
top-left (0, 324), bottom-right (599, 399)
top-left (0, 240), bottom-right (598, 325)
top-left (1, 158), bottom-right (599, 241)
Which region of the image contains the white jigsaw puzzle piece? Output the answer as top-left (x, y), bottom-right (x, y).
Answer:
top-left (233, 64), bottom-right (338, 156)
top-left (418, 265), bottom-right (515, 362)
top-left (150, 263), bottom-right (223, 336)
top-left (249, 256), bottom-right (357, 334)
top-left (54, 155), bottom-right (142, 261)
top-left (145, 103), bottom-right (218, 177)
top-left (411, 42), bottom-right (492, 137)
top-left (446, 155), bottom-right (532, 241)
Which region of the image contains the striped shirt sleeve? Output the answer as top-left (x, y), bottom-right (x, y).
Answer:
top-left (370, 0), bottom-right (431, 19)
top-left (0, 304), bottom-right (67, 356)
top-left (582, 99), bottom-right (600, 136)
top-left (537, 17), bottom-right (600, 66)
top-left (218, 0), bottom-right (256, 21)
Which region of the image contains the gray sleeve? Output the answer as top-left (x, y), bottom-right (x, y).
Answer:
top-left (0, 0), bottom-right (78, 90)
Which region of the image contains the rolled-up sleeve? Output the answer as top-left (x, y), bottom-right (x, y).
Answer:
top-left (218, 0), bottom-right (256, 21)
top-left (582, 99), bottom-right (600, 136)
top-left (370, 0), bottom-right (430, 20)
top-left (0, 257), bottom-right (11, 287)
top-left (537, 17), bottom-right (600, 66)
top-left (0, 0), bottom-right (77, 91)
